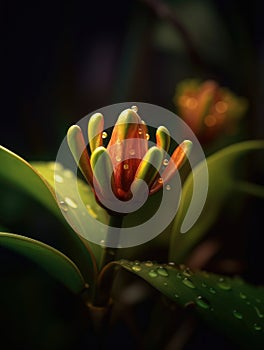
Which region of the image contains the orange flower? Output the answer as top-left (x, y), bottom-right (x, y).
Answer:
top-left (67, 107), bottom-right (191, 213)
top-left (174, 79), bottom-right (248, 143)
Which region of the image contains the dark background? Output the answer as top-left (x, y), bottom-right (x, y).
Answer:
top-left (1, 1), bottom-right (264, 349)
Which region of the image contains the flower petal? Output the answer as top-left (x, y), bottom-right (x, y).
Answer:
top-left (88, 113), bottom-right (104, 153)
top-left (67, 125), bottom-right (93, 186)
top-left (156, 126), bottom-right (170, 153)
top-left (150, 140), bottom-right (192, 194)
top-left (132, 146), bottom-right (163, 194)
top-left (90, 146), bottom-right (115, 200)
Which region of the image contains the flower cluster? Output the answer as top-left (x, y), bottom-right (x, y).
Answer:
top-left (67, 107), bottom-right (191, 212)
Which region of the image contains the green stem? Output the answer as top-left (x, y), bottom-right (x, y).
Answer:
top-left (98, 215), bottom-right (124, 271)
top-left (92, 215), bottom-right (124, 307)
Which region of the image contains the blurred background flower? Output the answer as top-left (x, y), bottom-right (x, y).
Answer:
top-left (173, 79), bottom-right (248, 144)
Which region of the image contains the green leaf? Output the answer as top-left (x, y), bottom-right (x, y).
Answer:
top-left (0, 232), bottom-right (87, 294)
top-left (169, 140), bottom-right (264, 263)
top-left (31, 161), bottom-right (108, 266)
top-left (0, 146), bottom-right (97, 281)
top-left (118, 260), bottom-right (264, 349)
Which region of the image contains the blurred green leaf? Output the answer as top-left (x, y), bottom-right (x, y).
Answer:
top-left (169, 140), bottom-right (264, 263)
top-left (118, 260), bottom-right (264, 349)
top-left (0, 232), bottom-right (87, 294)
top-left (0, 146), bottom-right (97, 280)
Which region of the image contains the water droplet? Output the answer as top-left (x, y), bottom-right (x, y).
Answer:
top-left (174, 293), bottom-right (179, 299)
top-left (254, 306), bottom-right (264, 319)
top-left (201, 282), bottom-right (207, 288)
top-left (59, 201), bottom-right (68, 212)
top-left (55, 174), bottom-right (64, 183)
top-left (209, 287), bottom-right (216, 294)
top-left (157, 267), bottom-right (169, 277)
top-left (182, 267), bottom-right (192, 277)
top-left (176, 272), bottom-right (182, 279)
top-left (184, 301), bottom-right (195, 309)
top-left (239, 292), bottom-right (247, 300)
top-left (253, 323), bottom-right (262, 331)
top-left (163, 159), bottom-right (169, 166)
top-left (49, 162), bottom-right (63, 171)
top-left (233, 310), bottom-right (243, 319)
top-left (146, 133), bottom-right (150, 140)
top-left (132, 265), bottom-right (142, 272)
top-left (158, 177), bottom-right (163, 184)
top-left (129, 149), bottom-right (135, 156)
top-left (145, 261), bottom-right (153, 267)
top-left (65, 197), bottom-right (78, 208)
top-left (196, 296), bottom-right (210, 309)
top-left (138, 128), bottom-right (143, 135)
top-left (168, 262), bottom-right (175, 266)
top-left (85, 205), bottom-right (97, 218)
top-left (165, 184), bottom-right (171, 191)
top-left (148, 269), bottom-right (158, 278)
top-left (64, 169), bottom-right (74, 178)
top-left (115, 156), bottom-right (121, 162)
top-left (131, 105), bottom-right (138, 112)
top-left (182, 278), bottom-right (195, 289)
top-left (123, 164), bottom-right (129, 170)
top-left (100, 239), bottom-right (105, 246)
top-left (164, 282), bottom-right (168, 286)
top-left (102, 131), bottom-right (108, 139)
top-left (217, 279), bottom-right (231, 291)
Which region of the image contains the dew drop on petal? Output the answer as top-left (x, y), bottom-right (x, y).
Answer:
top-left (201, 283), bottom-right (207, 288)
top-left (138, 128), bottom-right (143, 135)
top-left (59, 201), bottom-right (68, 212)
top-left (174, 293), bottom-right (179, 299)
top-left (163, 159), bottom-right (169, 166)
top-left (168, 262), bottom-right (175, 266)
top-left (115, 156), bottom-right (121, 162)
top-left (131, 105), bottom-right (138, 113)
top-left (158, 178), bottom-right (163, 184)
top-left (123, 164), bottom-right (129, 170)
top-left (65, 197), bottom-right (78, 208)
top-left (102, 131), bottom-right (108, 139)
top-left (146, 133), bottom-right (150, 140)
top-left (145, 261), bottom-right (153, 267)
top-left (166, 184), bottom-right (171, 191)
top-left (129, 149), bottom-right (135, 156)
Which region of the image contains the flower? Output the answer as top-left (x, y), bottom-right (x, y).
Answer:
top-left (67, 107), bottom-right (191, 213)
top-left (173, 79), bottom-right (248, 143)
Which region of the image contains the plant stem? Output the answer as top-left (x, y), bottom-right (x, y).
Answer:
top-left (92, 215), bottom-right (124, 307)
top-left (98, 215), bottom-right (124, 271)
